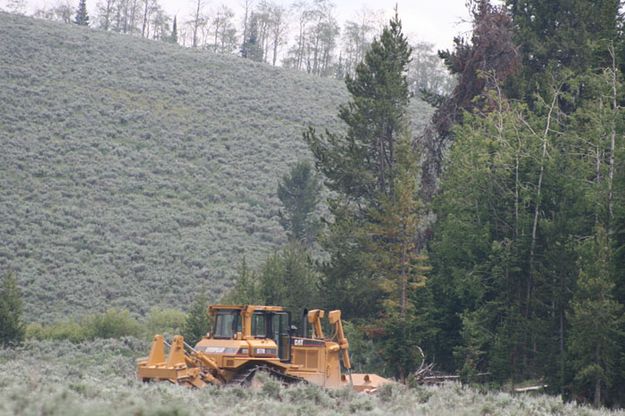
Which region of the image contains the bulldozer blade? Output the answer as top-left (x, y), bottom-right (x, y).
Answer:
top-left (344, 373), bottom-right (393, 393)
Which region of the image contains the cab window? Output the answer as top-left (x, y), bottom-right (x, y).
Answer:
top-left (251, 312), bottom-right (267, 337)
top-left (213, 311), bottom-right (240, 339)
top-left (271, 313), bottom-right (289, 341)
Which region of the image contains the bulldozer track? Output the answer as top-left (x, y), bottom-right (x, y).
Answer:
top-left (229, 364), bottom-right (306, 387)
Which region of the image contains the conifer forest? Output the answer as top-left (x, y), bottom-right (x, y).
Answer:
top-left (2, 0), bottom-right (625, 414)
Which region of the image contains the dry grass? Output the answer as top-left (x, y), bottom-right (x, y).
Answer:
top-left (0, 339), bottom-right (622, 416)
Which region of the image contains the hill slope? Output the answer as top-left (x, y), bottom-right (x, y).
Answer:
top-left (0, 12), bottom-right (432, 321)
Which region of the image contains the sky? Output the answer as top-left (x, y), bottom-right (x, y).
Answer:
top-left (327, 0), bottom-right (473, 50)
top-left (7, 0), bottom-right (472, 51)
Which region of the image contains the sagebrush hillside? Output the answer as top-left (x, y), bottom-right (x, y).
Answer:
top-left (0, 12), bottom-right (432, 321)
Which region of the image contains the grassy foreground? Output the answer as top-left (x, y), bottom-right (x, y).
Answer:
top-left (0, 339), bottom-right (622, 416)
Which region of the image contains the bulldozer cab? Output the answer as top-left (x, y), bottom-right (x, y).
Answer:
top-left (251, 311), bottom-right (291, 361)
top-left (209, 305), bottom-right (291, 361)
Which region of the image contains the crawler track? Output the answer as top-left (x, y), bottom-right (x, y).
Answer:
top-left (229, 365), bottom-right (306, 387)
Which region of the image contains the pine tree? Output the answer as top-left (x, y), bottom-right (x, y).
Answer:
top-left (505, 0), bottom-right (622, 106)
top-left (368, 132), bottom-right (428, 320)
top-left (568, 226), bottom-right (624, 407)
top-left (368, 132), bottom-right (431, 380)
top-left (169, 16), bottom-right (178, 44)
top-left (240, 13), bottom-right (263, 62)
top-left (182, 294), bottom-right (211, 345)
top-left (223, 258), bottom-right (260, 304)
top-left (306, 11), bottom-right (412, 202)
top-left (305, 12), bottom-right (413, 318)
top-left (74, 0), bottom-right (90, 26)
top-left (258, 242), bottom-right (320, 314)
top-left (0, 271), bottom-right (25, 347)
top-left (277, 161), bottom-right (321, 247)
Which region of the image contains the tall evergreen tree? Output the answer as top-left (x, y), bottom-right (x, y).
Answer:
top-left (368, 133), bottom-right (427, 320)
top-left (277, 161), bottom-right (321, 247)
top-left (368, 132), bottom-right (431, 380)
top-left (169, 15), bottom-right (178, 44)
top-left (305, 11), bottom-right (413, 318)
top-left (567, 226), bottom-right (624, 407)
top-left (182, 294), bottom-right (211, 345)
top-left (0, 271), bottom-right (25, 347)
top-left (240, 13), bottom-right (263, 62)
top-left (224, 258), bottom-right (260, 305)
top-left (224, 245), bottom-right (320, 315)
top-left (505, 0), bottom-right (622, 106)
top-left (257, 242), bottom-right (320, 314)
top-left (306, 12), bottom-right (412, 202)
top-left (74, 0), bottom-right (90, 26)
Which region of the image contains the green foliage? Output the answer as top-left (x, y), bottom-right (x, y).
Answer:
top-left (277, 161), bottom-right (321, 247)
top-left (378, 315), bottom-right (425, 381)
top-left (305, 11), bottom-right (439, 381)
top-left (26, 320), bottom-right (87, 343)
top-left (306, 12), bottom-right (412, 202)
top-left (227, 243), bottom-right (321, 314)
top-left (304, 14), bottom-right (436, 380)
top-left (145, 307), bottom-right (187, 337)
top-left (73, 0), bottom-right (89, 26)
top-left (168, 16), bottom-right (178, 44)
top-left (0, 271), bottom-right (25, 346)
top-left (567, 226), bottom-right (624, 407)
top-left (257, 242), bottom-right (320, 313)
top-left (223, 258), bottom-right (261, 305)
top-left (305, 12), bottom-right (417, 319)
top-left (368, 133), bottom-right (427, 316)
top-left (431, 93), bottom-right (572, 380)
top-left (453, 309), bottom-right (491, 383)
top-left (340, 320), bottom-right (386, 374)
top-left (505, 0), bottom-right (622, 105)
top-left (182, 294), bottom-right (211, 345)
top-left (429, 60), bottom-right (625, 405)
top-left (240, 13), bottom-right (264, 62)
top-left (366, 133), bottom-right (433, 379)
top-left (82, 308), bottom-right (142, 339)
top-left (25, 308), bottom-right (142, 342)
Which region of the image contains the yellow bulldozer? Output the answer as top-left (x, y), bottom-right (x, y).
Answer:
top-left (137, 304), bottom-right (390, 392)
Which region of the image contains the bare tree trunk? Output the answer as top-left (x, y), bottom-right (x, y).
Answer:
top-left (594, 344), bottom-right (602, 408)
top-left (527, 89), bottom-right (558, 326)
top-left (297, 15), bottom-right (306, 70)
top-left (214, 19), bottom-right (220, 52)
top-left (192, 0), bottom-right (202, 48)
top-left (141, 0), bottom-right (149, 37)
top-left (608, 44), bottom-right (618, 231)
top-left (272, 34), bottom-right (279, 66)
top-left (271, 8), bottom-right (284, 66)
top-left (123, 0), bottom-right (131, 33)
top-left (101, 0), bottom-right (115, 31)
top-left (515, 137), bottom-right (520, 239)
top-left (129, 0), bottom-right (138, 33)
top-left (241, 0), bottom-right (254, 52)
top-left (400, 235), bottom-right (407, 319)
